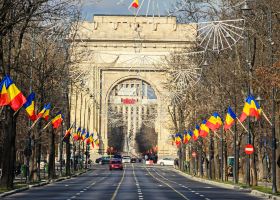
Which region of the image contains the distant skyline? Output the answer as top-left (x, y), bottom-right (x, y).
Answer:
top-left (80, 0), bottom-right (176, 21)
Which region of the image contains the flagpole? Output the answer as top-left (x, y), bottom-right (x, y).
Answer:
top-left (213, 131), bottom-right (221, 139)
top-left (13, 106), bottom-right (23, 116)
top-left (261, 111), bottom-right (272, 126)
top-left (237, 118), bottom-right (249, 133)
top-left (228, 128), bottom-right (235, 136)
top-left (42, 120), bottom-right (52, 131)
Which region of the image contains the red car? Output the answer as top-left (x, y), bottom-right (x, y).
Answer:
top-left (109, 159), bottom-right (123, 170)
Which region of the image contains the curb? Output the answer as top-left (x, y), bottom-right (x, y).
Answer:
top-left (173, 168), bottom-right (280, 199)
top-left (0, 170), bottom-right (89, 198)
top-left (251, 190), bottom-right (280, 200)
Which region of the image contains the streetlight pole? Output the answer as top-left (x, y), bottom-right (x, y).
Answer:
top-left (267, 8), bottom-right (277, 194)
top-left (241, 0), bottom-right (252, 186)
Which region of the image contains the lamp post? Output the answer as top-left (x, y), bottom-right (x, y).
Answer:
top-left (241, 0), bottom-right (252, 186)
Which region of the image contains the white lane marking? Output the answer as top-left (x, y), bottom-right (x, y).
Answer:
top-left (200, 195), bottom-right (204, 197)
top-left (111, 166), bottom-right (126, 200)
top-left (76, 193), bottom-right (80, 195)
top-left (133, 164), bottom-right (144, 200)
top-left (80, 191), bottom-right (84, 193)
top-left (65, 185), bottom-right (69, 187)
top-left (83, 189), bottom-right (87, 191)
top-left (195, 193), bottom-right (200, 195)
top-left (71, 196), bottom-right (76, 199)
top-left (205, 198), bottom-right (211, 200)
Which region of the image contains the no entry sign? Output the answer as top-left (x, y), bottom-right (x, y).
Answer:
top-left (245, 144), bottom-right (254, 155)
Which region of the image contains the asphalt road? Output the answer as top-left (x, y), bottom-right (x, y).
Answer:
top-left (4, 164), bottom-right (266, 200)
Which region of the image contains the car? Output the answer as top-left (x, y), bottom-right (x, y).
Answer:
top-left (109, 159), bottom-right (123, 170)
top-left (95, 157), bottom-right (102, 164)
top-left (157, 158), bottom-right (174, 166)
top-left (122, 156), bottom-right (131, 163)
top-left (113, 154), bottom-right (122, 160)
top-left (131, 158), bottom-right (137, 163)
top-left (101, 156), bottom-right (111, 165)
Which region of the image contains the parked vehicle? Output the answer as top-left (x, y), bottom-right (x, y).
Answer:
top-left (131, 158), bottom-right (137, 163)
top-left (95, 157), bottom-right (102, 164)
top-left (101, 156), bottom-right (111, 165)
top-left (157, 158), bottom-right (174, 166)
top-left (122, 156), bottom-right (131, 163)
top-left (109, 159), bottom-right (123, 170)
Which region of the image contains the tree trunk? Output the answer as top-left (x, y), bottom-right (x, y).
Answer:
top-left (48, 128), bottom-right (56, 180)
top-left (251, 134), bottom-right (258, 186)
top-left (0, 109), bottom-right (17, 189)
top-left (224, 141), bottom-right (228, 182)
top-left (276, 117), bottom-right (280, 191)
top-left (214, 139), bottom-right (220, 180)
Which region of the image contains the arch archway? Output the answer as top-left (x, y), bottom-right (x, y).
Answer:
top-left (106, 78), bottom-right (158, 156)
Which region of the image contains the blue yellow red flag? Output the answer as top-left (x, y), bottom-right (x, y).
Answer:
top-left (239, 94), bottom-right (262, 122)
top-left (37, 103), bottom-right (51, 120)
top-left (131, 0), bottom-right (139, 8)
top-left (224, 107), bottom-right (237, 131)
top-left (23, 92), bottom-right (36, 121)
top-left (193, 125), bottom-right (200, 141)
top-left (51, 112), bottom-right (64, 129)
top-left (4, 75), bottom-right (26, 111)
top-left (199, 120), bottom-right (209, 138)
top-left (206, 112), bottom-right (223, 131)
top-left (0, 77), bottom-right (10, 106)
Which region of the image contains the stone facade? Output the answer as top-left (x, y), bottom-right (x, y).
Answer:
top-left (71, 15), bottom-right (196, 159)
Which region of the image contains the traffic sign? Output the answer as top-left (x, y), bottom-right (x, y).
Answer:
top-left (245, 144), bottom-right (254, 155)
top-left (192, 152), bottom-right (197, 158)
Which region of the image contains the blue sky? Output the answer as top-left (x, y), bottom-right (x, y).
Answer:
top-left (81, 0), bottom-right (176, 21)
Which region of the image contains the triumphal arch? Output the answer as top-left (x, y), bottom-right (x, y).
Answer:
top-left (71, 15), bottom-right (196, 158)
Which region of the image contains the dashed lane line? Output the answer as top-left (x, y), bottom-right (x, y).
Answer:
top-left (110, 165), bottom-right (126, 200)
top-left (154, 167), bottom-right (212, 200)
top-left (145, 167), bottom-right (190, 200)
top-left (133, 164), bottom-right (144, 200)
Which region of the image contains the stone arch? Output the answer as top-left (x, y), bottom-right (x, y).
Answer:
top-left (104, 76), bottom-right (160, 155)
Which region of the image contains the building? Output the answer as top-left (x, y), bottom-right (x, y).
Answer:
top-left (70, 15), bottom-right (196, 159)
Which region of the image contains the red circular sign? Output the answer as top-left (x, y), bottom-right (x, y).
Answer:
top-left (245, 144), bottom-right (254, 155)
top-left (192, 152), bottom-right (197, 158)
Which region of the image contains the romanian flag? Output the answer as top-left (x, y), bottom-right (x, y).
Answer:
top-left (183, 130), bottom-right (188, 144)
top-left (193, 125), bottom-right (200, 141)
top-left (94, 138), bottom-right (100, 147)
top-left (239, 94), bottom-right (262, 122)
top-left (63, 127), bottom-right (72, 142)
top-left (224, 107), bottom-right (237, 131)
top-left (37, 103), bottom-right (51, 119)
top-left (86, 133), bottom-right (93, 145)
top-left (51, 112), bottom-right (63, 129)
top-left (42, 104), bottom-right (51, 121)
top-left (175, 133), bottom-right (182, 146)
top-left (206, 112), bottom-right (223, 131)
top-left (73, 127), bottom-right (81, 141)
top-left (81, 129), bottom-right (86, 141)
top-left (131, 0), bottom-right (139, 8)
top-left (84, 131), bottom-right (90, 142)
top-left (0, 78), bottom-right (10, 106)
top-left (23, 92), bottom-right (37, 121)
top-left (199, 120), bottom-right (209, 138)
top-left (187, 130), bottom-right (193, 141)
top-left (4, 75), bottom-right (26, 111)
